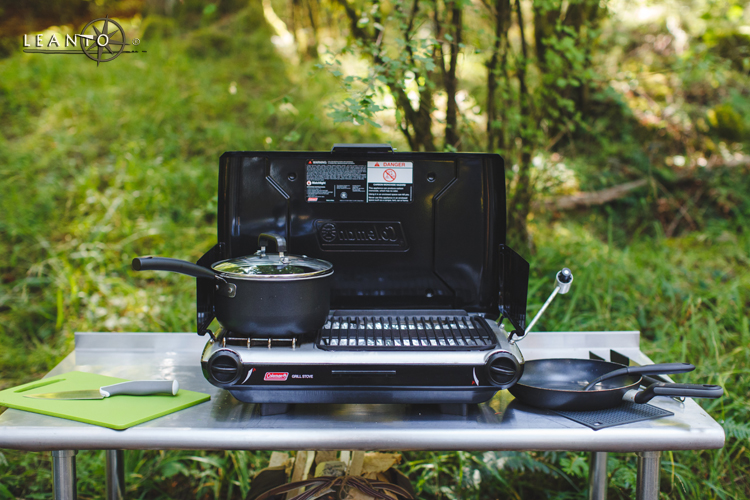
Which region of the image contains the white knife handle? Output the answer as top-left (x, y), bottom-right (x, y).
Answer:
top-left (99, 380), bottom-right (179, 398)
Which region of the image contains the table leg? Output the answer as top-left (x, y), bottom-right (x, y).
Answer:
top-left (51, 450), bottom-right (77, 500)
top-left (588, 452), bottom-right (608, 500)
top-left (106, 450), bottom-right (125, 500)
top-left (636, 451), bottom-right (661, 500)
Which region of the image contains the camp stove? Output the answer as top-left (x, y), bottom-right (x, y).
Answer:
top-left (197, 144), bottom-right (531, 415)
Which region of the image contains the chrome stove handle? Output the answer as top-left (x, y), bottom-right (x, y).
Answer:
top-left (508, 268), bottom-right (573, 344)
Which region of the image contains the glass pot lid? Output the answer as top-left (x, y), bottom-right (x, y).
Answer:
top-left (210, 232), bottom-right (332, 280)
top-left (211, 253), bottom-right (333, 279)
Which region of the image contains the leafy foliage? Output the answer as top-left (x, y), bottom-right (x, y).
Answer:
top-left (1, 1), bottom-right (750, 499)
top-left (0, 449), bottom-right (271, 499)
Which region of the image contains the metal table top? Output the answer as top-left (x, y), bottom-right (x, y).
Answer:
top-left (0, 332), bottom-right (724, 452)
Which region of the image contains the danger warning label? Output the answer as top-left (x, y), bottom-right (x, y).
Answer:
top-left (366, 161), bottom-right (413, 202)
top-left (305, 160), bottom-right (413, 203)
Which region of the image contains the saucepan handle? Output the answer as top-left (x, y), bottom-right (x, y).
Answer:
top-left (132, 257), bottom-right (217, 280)
top-left (630, 383), bottom-right (723, 404)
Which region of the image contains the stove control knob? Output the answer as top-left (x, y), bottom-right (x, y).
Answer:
top-left (485, 352), bottom-right (521, 389)
top-left (207, 349), bottom-right (242, 385)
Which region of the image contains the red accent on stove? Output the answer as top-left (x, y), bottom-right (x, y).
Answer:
top-left (264, 372), bottom-right (289, 381)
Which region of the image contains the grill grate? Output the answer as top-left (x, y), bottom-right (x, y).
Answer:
top-left (316, 315), bottom-right (497, 351)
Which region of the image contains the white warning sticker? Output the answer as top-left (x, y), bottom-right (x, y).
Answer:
top-left (367, 161), bottom-right (413, 202)
top-left (367, 161), bottom-right (413, 184)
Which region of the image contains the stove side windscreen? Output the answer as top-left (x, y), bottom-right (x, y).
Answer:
top-left (498, 244), bottom-right (530, 336)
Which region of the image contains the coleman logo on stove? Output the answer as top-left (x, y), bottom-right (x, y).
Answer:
top-left (315, 221), bottom-right (408, 250)
top-left (263, 372), bottom-right (289, 381)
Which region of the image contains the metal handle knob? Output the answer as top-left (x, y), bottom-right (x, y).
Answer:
top-left (556, 268), bottom-right (573, 294)
top-left (511, 267), bottom-right (574, 343)
top-left (258, 233), bottom-right (288, 259)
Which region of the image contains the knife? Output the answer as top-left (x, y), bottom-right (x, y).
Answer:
top-left (24, 380), bottom-right (179, 400)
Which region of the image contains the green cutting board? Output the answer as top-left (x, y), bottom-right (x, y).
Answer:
top-left (0, 371), bottom-right (211, 430)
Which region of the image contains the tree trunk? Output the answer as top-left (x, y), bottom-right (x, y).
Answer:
top-left (335, 0), bottom-right (436, 151)
top-left (306, 0), bottom-right (320, 59)
top-left (532, 0), bottom-right (561, 72)
top-left (443, 1), bottom-right (462, 149)
top-left (508, 0), bottom-right (534, 248)
top-left (415, 84), bottom-right (437, 151)
top-left (289, 0), bottom-right (298, 48)
top-left (391, 83), bottom-right (436, 152)
top-left (486, 0), bottom-right (511, 152)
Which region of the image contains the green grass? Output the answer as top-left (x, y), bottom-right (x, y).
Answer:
top-left (509, 220), bottom-right (749, 499)
top-left (1, 7), bottom-right (749, 500)
top-left (0, 449), bottom-right (272, 499)
top-left (0, 7), bottom-right (376, 388)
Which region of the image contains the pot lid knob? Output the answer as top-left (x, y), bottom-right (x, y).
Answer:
top-left (258, 233), bottom-right (287, 259)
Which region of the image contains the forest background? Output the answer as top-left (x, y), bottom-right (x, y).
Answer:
top-left (0, 0), bottom-right (749, 498)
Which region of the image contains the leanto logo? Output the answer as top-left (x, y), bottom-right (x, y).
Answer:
top-left (22, 16), bottom-right (144, 66)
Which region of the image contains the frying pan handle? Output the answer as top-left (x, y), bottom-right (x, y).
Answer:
top-left (132, 257), bottom-right (217, 280)
top-left (630, 362), bottom-right (696, 375)
top-left (584, 363), bottom-right (696, 390)
top-left (258, 233), bottom-right (288, 255)
top-left (632, 383), bottom-right (723, 404)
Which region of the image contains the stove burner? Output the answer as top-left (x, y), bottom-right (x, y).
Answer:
top-left (316, 315), bottom-right (496, 351)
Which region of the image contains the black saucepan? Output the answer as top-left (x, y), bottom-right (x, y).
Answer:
top-left (133, 233), bottom-right (334, 338)
top-left (509, 359), bottom-right (723, 411)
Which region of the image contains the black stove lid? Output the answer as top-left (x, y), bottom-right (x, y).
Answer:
top-left (197, 145), bottom-right (529, 333)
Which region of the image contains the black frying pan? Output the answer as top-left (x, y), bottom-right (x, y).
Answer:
top-left (509, 359), bottom-right (723, 411)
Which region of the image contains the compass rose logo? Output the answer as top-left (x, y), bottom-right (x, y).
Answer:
top-left (21, 15), bottom-right (143, 66)
top-left (79, 17), bottom-right (128, 66)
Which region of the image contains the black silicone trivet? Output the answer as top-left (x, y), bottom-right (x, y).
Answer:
top-left (553, 402), bottom-right (674, 430)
